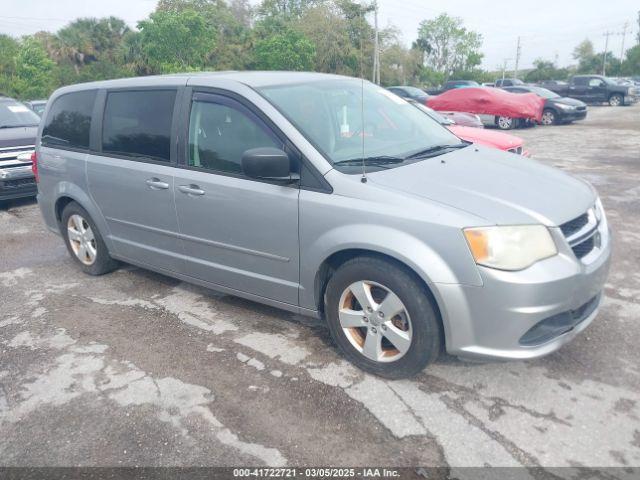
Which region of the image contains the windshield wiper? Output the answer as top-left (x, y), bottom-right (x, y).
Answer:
top-left (405, 143), bottom-right (468, 160)
top-left (333, 155), bottom-right (406, 167)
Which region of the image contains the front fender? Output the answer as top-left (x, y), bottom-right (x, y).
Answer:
top-left (299, 223), bottom-right (482, 311)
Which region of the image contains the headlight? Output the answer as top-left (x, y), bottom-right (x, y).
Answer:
top-left (463, 225), bottom-right (557, 271)
top-left (595, 197), bottom-right (606, 223)
top-left (557, 103), bottom-right (576, 110)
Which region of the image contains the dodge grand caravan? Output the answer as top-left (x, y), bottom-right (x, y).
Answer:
top-left (36, 72), bottom-right (611, 378)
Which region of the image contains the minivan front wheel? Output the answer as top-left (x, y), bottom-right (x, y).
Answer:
top-left (496, 116), bottom-right (514, 130)
top-left (324, 256), bottom-right (442, 379)
top-left (61, 202), bottom-right (118, 275)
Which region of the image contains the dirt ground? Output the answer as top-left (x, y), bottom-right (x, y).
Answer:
top-left (1, 103), bottom-right (639, 477)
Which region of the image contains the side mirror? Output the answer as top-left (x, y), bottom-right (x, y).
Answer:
top-left (241, 147), bottom-right (292, 181)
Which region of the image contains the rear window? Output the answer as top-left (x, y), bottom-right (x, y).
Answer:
top-left (42, 90), bottom-right (96, 149)
top-left (0, 100), bottom-right (40, 129)
top-left (102, 90), bottom-right (176, 162)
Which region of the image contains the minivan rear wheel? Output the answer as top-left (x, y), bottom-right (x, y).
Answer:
top-left (324, 256), bottom-right (442, 379)
top-left (496, 116), bottom-right (514, 130)
top-left (61, 202), bottom-right (118, 275)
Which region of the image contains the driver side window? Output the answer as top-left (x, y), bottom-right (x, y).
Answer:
top-left (188, 97), bottom-right (284, 175)
top-left (589, 78), bottom-right (604, 87)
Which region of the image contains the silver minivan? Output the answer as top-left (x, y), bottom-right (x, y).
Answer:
top-left (36, 72), bottom-right (611, 378)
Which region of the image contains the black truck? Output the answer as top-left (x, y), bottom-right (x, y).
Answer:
top-left (544, 75), bottom-right (638, 106)
top-left (0, 96), bottom-right (39, 203)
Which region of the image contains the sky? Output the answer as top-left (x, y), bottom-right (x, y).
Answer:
top-left (1, 0), bottom-right (638, 71)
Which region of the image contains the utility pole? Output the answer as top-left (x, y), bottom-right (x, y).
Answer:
top-left (501, 58), bottom-right (511, 82)
top-left (619, 21), bottom-right (629, 61)
top-left (514, 36), bottom-right (521, 79)
top-left (602, 30), bottom-right (612, 76)
top-left (372, 1), bottom-right (380, 85)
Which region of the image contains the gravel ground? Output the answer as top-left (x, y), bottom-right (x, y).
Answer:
top-left (0, 103), bottom-right (639, 477)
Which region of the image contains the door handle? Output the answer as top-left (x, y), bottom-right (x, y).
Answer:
top-left (146, 178), bottom-right (169, 190)
top-left (178, 184), bottom-right (205, 196)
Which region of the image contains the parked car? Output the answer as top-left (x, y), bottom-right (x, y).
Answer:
top-left (411, 102), bottom-right (529, 155)
top-left (502, 85), bottom-right (587, 125)
top-left (427, 87), bottom-right (545, 130)
top-left (386, 86), bottom-right (429, 104)
top-left (23, 99), bottom-right (47, 116)
top-left (538, 80), bottom-right (568, 90)
top-left (494, 78), bottom-right (525, 88)
top-left (435, 110), bottom-right (484, 128)
top-left (36, 72), bottom-right (611, 378)
top-left (545, 75), bottom-right (638, 106)
top-left (0, 96), bottom-right (38, 202)
top-left (425, 80), bottom-right (480, 96)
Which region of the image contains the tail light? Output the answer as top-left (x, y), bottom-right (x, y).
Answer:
top-left (31, 151), bottom-right (39, 182)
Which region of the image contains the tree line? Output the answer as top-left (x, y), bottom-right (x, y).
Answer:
top-left (0, 0), bottom-right (638, 100)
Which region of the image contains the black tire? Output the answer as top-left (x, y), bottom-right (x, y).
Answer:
top-left (61, 201), bottom-right (118, 275)
top-left (324, 256), bottom-right (442, 379)
top-left (609, 93), bottom-right (623, 107)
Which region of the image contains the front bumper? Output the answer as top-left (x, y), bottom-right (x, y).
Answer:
top-left (435, 216), bottom-right (611, 360)
top-left (0, 167), bottom-right (37, 201)
top-left (624, 95), bottom-right (638, 105)
top-left (558, 109), bottom-right (587, 122)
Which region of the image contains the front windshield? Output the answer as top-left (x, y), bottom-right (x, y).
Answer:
top-left (258, 79), bottom-right (461, 167)
top-left (0, 100), bottom-right (41, 128)
top-left (527, 87), bottom-right (560, 99)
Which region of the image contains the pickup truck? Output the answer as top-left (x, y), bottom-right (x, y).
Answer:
top-left (0, 96), bottom-right (38, 202)
top-left (544, 75), bottom-right (638, 106)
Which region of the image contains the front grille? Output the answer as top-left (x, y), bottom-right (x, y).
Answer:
top-left (507, 146), bottom-right (523, 155)
top-left (560, 213), bottom-right (589, 237)
top-left (0, 145), bottom-right (34, 161)
top-left (576, 106), bottom-right (587, 111)
top-left (519, 295), bottom-right (600, 346)
top-left (572, 235), bottom-right (595, 259)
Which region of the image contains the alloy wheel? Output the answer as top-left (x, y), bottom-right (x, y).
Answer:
top-left (67, 214), bottom-right (97, 265)
top-left (541, 111), bottom-right (555, 125)
top-left (609, 95), bottom-right (622, 106)
top-left (338, 280), bottom-right (412, 363)
top-left (498, 116), bottom-right (513, 129)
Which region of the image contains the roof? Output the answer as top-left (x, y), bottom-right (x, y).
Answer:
top-left (51, 71), bottom-right (354, 96)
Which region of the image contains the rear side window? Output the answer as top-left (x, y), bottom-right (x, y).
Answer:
top-left (42, 90), bottom-right (96, 149)
top-left (573, 77), bottom-right (588, 86)
top-left (102, 90), bottom-right (176, 162)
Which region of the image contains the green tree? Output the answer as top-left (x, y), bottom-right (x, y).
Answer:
top-left (294, 4), bottom-right (359, 75)
top-left (621, 44), bottom-right (640, 75)
top-left (524, 58), bottom-right (569, 82)
top-left (573, 39), bottom-right (601, 73)
top-left (138, 9), bottom-right (216, 73)
top-left (254, 28), bottom-right (315, 70)
top-left (416, 13), bottom-right (483, 80)
top-left (13, 37), bottom-right (56, 99)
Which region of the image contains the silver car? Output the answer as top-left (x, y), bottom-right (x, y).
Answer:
top-left (35, 72), bottom-right (611, 378)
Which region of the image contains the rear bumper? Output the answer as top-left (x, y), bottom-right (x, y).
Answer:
top-left (434, 217), bottom-right (611, 361)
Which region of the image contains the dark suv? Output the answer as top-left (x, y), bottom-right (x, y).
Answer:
top-left (0, 96), bottom-right (39, 202)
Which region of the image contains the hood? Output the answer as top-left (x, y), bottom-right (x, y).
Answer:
top-left (447, 125), bottom-right (522, 151)
top-left (551, 97), bottom-right (586, 107)
top-left (368, 146), bottom-right (595, 226)
top-left (0, 126), bottom-right (37, 149)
